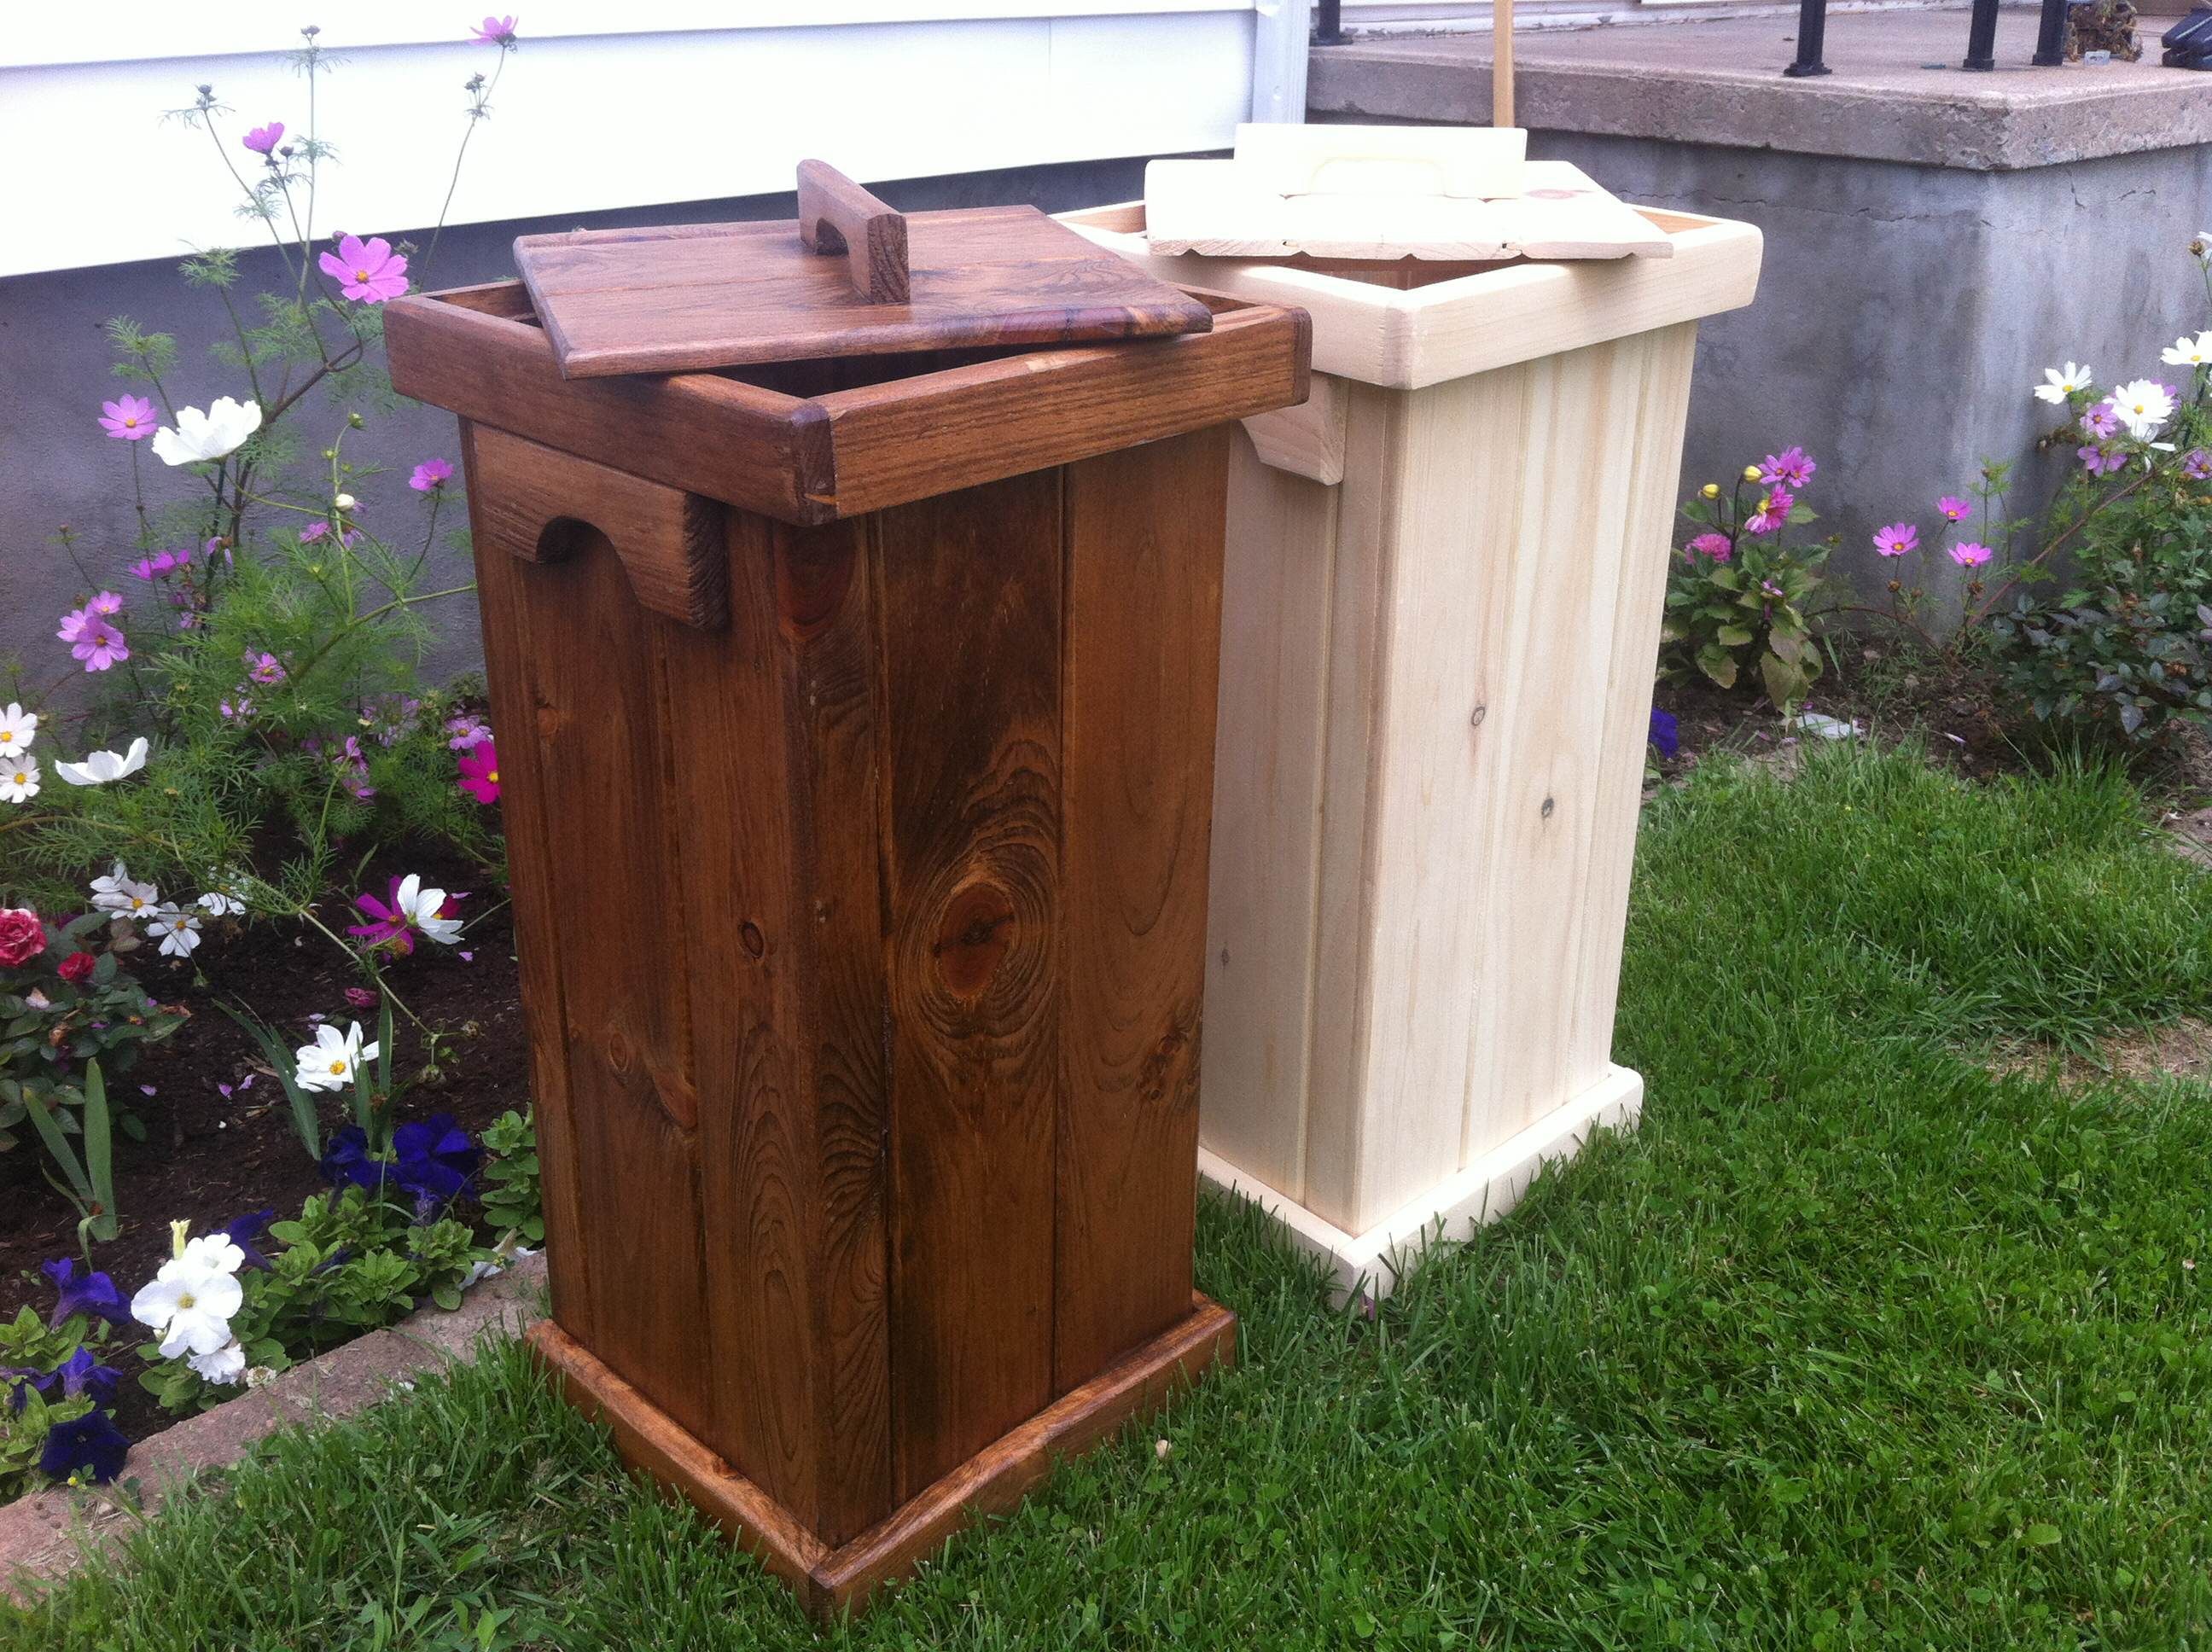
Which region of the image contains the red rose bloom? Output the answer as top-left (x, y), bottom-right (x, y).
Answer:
top-left (0, 908), bottom-right (46, 969)
top-left (56, 951), bottom-right (97, 983)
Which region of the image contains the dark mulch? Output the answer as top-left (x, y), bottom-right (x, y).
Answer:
top-left (0, 857), bottom-right (527, 1445)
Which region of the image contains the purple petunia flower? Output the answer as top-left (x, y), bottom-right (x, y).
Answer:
top-left (223, 1207), bottom-right (276, 1271)
top-left (320, 1114), bottom-right (482, 1205)
top-left (1872, 523), bottom-right (1918, 558)
top-left (42, 1258), bottom-right (129, 1329)
top-left (1757, 445), bottom-right (1817, 490)
top-left (242, 121), bottom-right (285, 154)
top-left (53, 1347), bottom-right (123, 1403)
top-left (1648, 707), bottom-right (1679, 759)
top-left (409, 457), bottom-right (456, 492)
top-left (38, 1406), bottom-right (130, 1484)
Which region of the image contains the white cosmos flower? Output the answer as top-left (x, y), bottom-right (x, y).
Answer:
top-left (131, 1248), bottom-right (244, 1358)
top-left (150, 397), bottom-right (262, 467)
top-left (393, 874), bottom-right (462, 945)
top-left (333, 492), bottom-right (357, 512)
top-left (188, 1339), bottom-right (247, 1386)
top-left (2163, 333), bottom-right (2212, 369)
top-left (0, 703), bottom-right (35, 758)
top-left (2196, 231), bottom-right (2212, 266)
top-left (2033, 362), bottom-right (2093, 404)
top-left (294, 1020), bottom-right (378, 1092)
top-left (197, 888), bottom-right (244, 918)
top-left (0, 758), bottom-right (37, 803)
top-left (90, 861), bottom-right (156, 915)
top-left (2110, 378), bottom-right (2177, 440)
top-left (150, 904), bottom-right (202, 957)
top-left (55, 737), bottom-right (149, 787)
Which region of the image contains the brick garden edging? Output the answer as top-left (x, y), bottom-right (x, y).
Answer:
top-left (0, 1251), bottom-right (547, 1603)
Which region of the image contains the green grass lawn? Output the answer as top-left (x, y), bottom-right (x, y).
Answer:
top-left (11, 744), bottom-right (2212, 1650)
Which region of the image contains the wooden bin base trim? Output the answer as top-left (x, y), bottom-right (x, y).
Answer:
top-left (1200, 1064), bottom-right (1644, 1306)
top-left (528, 1296), bottom-right (1237, 1619)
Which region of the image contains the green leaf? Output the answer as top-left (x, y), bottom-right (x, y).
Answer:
top-left (1695, 643), bottom-right (1739, 690)
top-left (1715, 625), bottom-right (1754, 648)
top-left (2024, 1523), bottom-right (2062, 1548)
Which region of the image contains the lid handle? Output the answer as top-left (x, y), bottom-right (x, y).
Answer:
top-left (796, 160), bottom-right (911, 304)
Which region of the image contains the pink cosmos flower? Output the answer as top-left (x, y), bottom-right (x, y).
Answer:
top-left (242, 122), bottom-right (285, 155)
top-left (1685, 532), bottom-right (1732, 563)
top-left (1758, 445), bottom-right (1817, 489)
top-left (2080, 401), bottom-right (2120, 439)
top-left (409, 457), bottom-right (456, 492)
top-left (127, 547), bottom-right (191, 581)
top-left (318, 234), bottom-right (410, 304)
top-left (1948, 541), bottom-right (1994, 568)
top-left (2183, 449), bottom-right (2212, 480)
top-left (72, 618), bottom-right (129, 672)
top-left (218, 691), bottom-right (254, 722)
top-left (1872, 523), bottom-right (1918, 558)
top-left (297, 521), bottom-right (361, 549)
top-left (1745, 487), bottom-right (1794, 537)
top-left (2079, 445), bottom-right (2126, 477)
top-left (343, 986), bottom-right (379, 1009)
top-left (445, 713), bottom-right (492, 751)
top-left (247, 652), bottom-right (287, 686)
top-left (457, 740), bottom-right (501, 805)
top-left (56, 606), bottom-right (89, 644)
top-left (88, 591), bottom-right (124, 618)
top-left (1935, 495), bottom-right (1971, 523)
top-left (99, 395), bottom-right (157, 441)
top-left (346, 875), bottom-right (467, 955)
top-left (470, 15), bottom-right (519, 44)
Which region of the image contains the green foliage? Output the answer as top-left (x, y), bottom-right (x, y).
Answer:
top-left (0, 1306), bottom-right (111, 1506)
top-left (1, 913), bottom-right (183, 1193)
top-left (1662, 464), bottom-right (1831, 709)
top-left (478, 1110), bottom-right (544, 1245)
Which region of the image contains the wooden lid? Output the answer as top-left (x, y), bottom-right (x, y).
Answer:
top-left (515, 160), bottom-right (1216, 380)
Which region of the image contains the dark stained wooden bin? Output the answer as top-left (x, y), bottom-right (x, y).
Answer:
top-left (383, 276), bottom-right (1310, 1617)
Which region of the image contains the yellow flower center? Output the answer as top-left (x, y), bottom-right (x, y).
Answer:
top-left (10, 772), bottom-right (23, 785)
top-left (487, 770), bottom-right (498, 783)
top-left (354, 267), bottom-right (369, 282)
top-left (124, 416), bottom-right (138, 428)
top-left (178, 1292), bottom-right (195, 1311)
top-left (329, 1060), bottom-right (346, 1074)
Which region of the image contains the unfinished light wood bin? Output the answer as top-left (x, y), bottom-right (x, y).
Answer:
top-left (384, 277), bottom-right (1308, 1616)
top-left (1061, 202), bottom-right (1763, 1300)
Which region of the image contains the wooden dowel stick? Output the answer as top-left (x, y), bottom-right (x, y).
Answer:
top-left (1493, 0), bottom-right (1516, 130)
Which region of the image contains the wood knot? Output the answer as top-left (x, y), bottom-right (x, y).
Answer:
top-left (1541, 796), bottom-right (1556, 819)
top-left (931, 881), bottom-right (1016, 998)
top-left (1138, 1024), bottom-right (1192, 1104)
top-left (740, 920), bottom-right (766, 960)
top-left (603, 1023), bottom-right (635, 1076)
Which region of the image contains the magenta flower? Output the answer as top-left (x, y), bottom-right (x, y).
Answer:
top-left (409, 457), bottom-right (456, 492)
top-left (2183, 449), bottom-right (2212, 480)
top-left (1685, 532), bottom-right (1732, 563)
top-left (343, 986), bottom-right (379, 1010)
top-left (127, 548), bottom-right (191, 581)
top-left (89, 591), bottom-right (123, 617)
top-left (297, 521), bottom-right (360, 549)
top-left (2080, 401), bottom-right (2121, 439)
top-left (2079, 445), bottom-right (2126, 477)
top-left (247, 652), bottom-right (286, 685)
top-left (1745, 487), bottom-right (1794, 537)
top-left (218, 691), bottom-right (254, 722)
top-left (347, 879), bottom-right (416, 954)
top-left (1758, 445), bottom-right (1817, 489)
top-left (57, 607), bottom-right (88, 644)
top-left (242, 122), bottom-right (285, 155)
top-left (1871, 523), bottom-right (1918, 558)
top-left (1935, 495), bottom-right (1972, 523)
top-left (71, 618), bottom-right (129, 672)
top-left (98, 395), bottom-right (157, 441)
top-left (1948, 541), bottom-right (1994, 568)
top-left (318, 234), bottom-right (410, 304)
top-left (457, 740), bottom-right (501, 805)
top-left (470, 14), bottom-right (519, 44)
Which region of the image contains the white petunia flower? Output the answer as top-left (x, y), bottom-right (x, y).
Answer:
top-left (150, 904), bottom-right (202, 957)
top-left (2032, 362), bottom-right (2093, 404)
top-left (150, 397), bottom-right (262, 467)
top-left (2110, 378), bottom-right (2176, 440)
top-left (0, 703), bottom-right (35, 758)
top-left (131, 1248), bottom-right (244, 1359)
top-left (294, 1020), bottom-right (379, 1092)
top-left (55, 737), bottom-right (149, 787)
top-left (0, 758), bottom-right (38, 803)
top-left (393, 874), bottom-right (462, 945)
top-left (178, 1233), bottom-right (245, 1275)
top-left (188, 1339), bottom-right (247, 1386)
top-left (2163, 332), bottom-right (2212, 368)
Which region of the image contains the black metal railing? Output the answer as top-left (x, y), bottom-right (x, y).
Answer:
top-left (1786, 0), bottom-right (2072, 74)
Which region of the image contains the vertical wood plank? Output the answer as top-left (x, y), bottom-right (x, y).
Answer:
top-left (1196, 433), bottom-right (1342, 1205)
top-left (876, 471), bottom-right (1062, 1499)
top-left (469, 434), bottom-right (718, 1441)
top-left (463, 423), bottom-right (594, 1344)
top-left (1056, 429), bottom-right (1228, 1389)
top-left (1295, 385), bottom-right (1402, 1233)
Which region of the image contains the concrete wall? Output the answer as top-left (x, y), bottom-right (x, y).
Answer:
top-left (1535, 132), bottom-right (2212, 614)
top-left (0, 157), bottom-right (1150, 698)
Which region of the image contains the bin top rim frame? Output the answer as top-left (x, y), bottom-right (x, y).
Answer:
top-left (382, 278), bottom-right (1311, 526)
top-left (1057, 203), bottom-right (1762, 391)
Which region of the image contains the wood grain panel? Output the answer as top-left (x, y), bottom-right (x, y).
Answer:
top-left (474, 455), bottom-right (717, 1441)
top-left (1054, 432), bottom-right (1226, 1389)
top-left (874, 471), bottom-right (1063, 1498)
top-left (462, 423), bottom-right (593, 1342)
top-left (1196, 431), bottom-right (1344, 1205)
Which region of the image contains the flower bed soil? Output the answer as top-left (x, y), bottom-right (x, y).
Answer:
top-left (0, 858), bottom-right (527, 1446)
